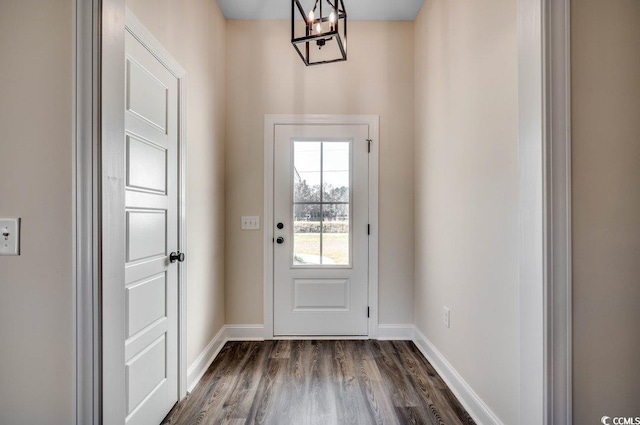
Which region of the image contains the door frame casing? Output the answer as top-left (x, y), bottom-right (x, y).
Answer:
top-left (73, 0), bottom-right (101, 422)
top-left (517, 0), bottom-right (572, 423)
top-left (263, 115), bottom-right (380, 339)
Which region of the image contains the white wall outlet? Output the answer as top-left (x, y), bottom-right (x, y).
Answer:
top-left (0, 218), bottom-right (20, 256)
top-left (241, 216), bottom-right (260, 230)
top-left (443, 306), bottom-right (450, 328)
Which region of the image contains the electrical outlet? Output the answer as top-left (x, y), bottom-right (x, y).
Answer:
top-left (443, 306), bottom-right (450, 328)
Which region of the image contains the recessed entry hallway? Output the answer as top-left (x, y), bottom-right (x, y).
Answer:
top-left (161, 340), bottom-right (474, 425)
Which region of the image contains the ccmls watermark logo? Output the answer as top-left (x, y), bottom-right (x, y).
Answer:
top-left (601, 416), bottom-right (640, 425)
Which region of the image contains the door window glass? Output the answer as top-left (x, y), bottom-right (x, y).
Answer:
top-left (293, 141), bottom-right (350, 266)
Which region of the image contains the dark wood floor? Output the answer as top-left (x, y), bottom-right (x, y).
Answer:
top-left (162, 340), bottom-right (475, 425)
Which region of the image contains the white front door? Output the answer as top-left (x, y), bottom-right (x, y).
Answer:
top-left (123, 28), bottom-right (179, 424)
top-left (273, 124), bottom-right (370, 336)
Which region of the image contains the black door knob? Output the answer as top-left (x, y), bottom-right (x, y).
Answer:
top-left (276, 237), bottom-right (284, 244)
top-left (170, 251), bottom-right (185, 263)
top-left (277, 222), bottom-right (284, 229)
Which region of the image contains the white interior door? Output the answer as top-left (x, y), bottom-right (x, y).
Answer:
top-left (273, 124), bottom-right (370, 336)
top-left (123, 28), bottom-right (179, 424)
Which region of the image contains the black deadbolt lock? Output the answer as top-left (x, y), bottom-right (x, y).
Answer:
top-left (277, 222), bottom-right (284, 229)
top-left (170, 251), bottom-right (185, 263)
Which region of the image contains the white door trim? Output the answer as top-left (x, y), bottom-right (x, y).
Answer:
top-left (73, 1), bottom-right (100, 423)
top-left (517, 0), bottom-right (572, 423)
top-left (263, 115), bottom-right (380, 339)
top-left (546, 0), bottom-right (572, 423)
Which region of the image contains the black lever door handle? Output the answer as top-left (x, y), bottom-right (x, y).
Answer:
top-left (276, 237), bottom-right (284, 244)
top-left (170, 251), bottom-right (185, 263)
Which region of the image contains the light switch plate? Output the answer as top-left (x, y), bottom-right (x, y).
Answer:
top-left (241, 216), bottom-right (260, 230)
top-left (443, 306), bottom-right (450, 328)
top-left (0, 218), bottom-right (20, 256)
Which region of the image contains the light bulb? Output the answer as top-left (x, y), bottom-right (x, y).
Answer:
top-left (308, 10), bottom-right (314, 23)
top-left (316, 22), bottom-right (322, 33)
top-left (329, 11), bottom-right (336, 24)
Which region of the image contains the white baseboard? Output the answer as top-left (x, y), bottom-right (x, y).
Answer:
top-left (186, 325), bottom-right (227, 392)
top-left (225, 324), bottom-right (265, 341)
top-left (377, 324), bottom-right (415, 340)
top-left (412, 326), bottom-right (504, 425)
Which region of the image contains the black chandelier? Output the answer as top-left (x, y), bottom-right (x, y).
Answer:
top-left (291, 0), bottom-right (347, 66)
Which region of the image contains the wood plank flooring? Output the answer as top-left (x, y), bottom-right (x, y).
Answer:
top-left (162, 340), bottom-right (475, 425)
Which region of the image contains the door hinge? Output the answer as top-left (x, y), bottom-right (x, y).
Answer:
top-left (367, 139), bottom-right (372, 153)
top-left (367, 307), bottom-right (370, 318)
top-left (367, 224), bottom-right (370, 235)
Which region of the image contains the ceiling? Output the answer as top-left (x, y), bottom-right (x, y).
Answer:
top-left (216, 0), bottom-right (425, 21)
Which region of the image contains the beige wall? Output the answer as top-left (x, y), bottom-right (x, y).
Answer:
top-left (0, 1), bottom-right (74, 424)
top-left (225, 21), bottom-right (415, 325)
top-left (572, 0), bottom-right (640, 421)
top-left (125, 0), bottom-right (227, 366)
top-left (413, 1), bottom-right (519, 423)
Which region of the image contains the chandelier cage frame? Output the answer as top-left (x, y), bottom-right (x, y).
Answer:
top-left (291, 0), bottom-right (348, 66)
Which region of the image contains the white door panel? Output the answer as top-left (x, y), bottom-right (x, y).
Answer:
top-left (126, 336), bottom-right (167, 413)
top-left (126, 210), bottom-right (166, 262)
top-left (126, 59), bottom-right (168, 131)
top-left (292, 278), bottom-right (350, 310)
top-left (124, 28), bottom-right (179, 424)
top-left (273, 124), bottom-right (370, 336)
top-left (126, 135), bottom-right (168, 193)
top-left (126, 275), bottom-right (166, 338)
